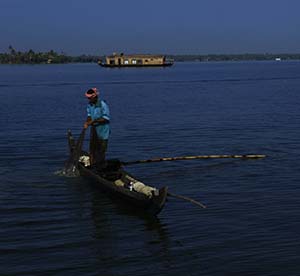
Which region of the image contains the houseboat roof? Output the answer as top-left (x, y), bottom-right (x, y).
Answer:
top-left (106, 53), bottom-right (166, 59)
top-left (99, 53), bottom-right (174, 67)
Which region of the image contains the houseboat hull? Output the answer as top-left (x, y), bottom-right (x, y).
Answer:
top-left (98, 53), bottom-right (174, 68)
top-left (99, 62), bottom-right (173, 68)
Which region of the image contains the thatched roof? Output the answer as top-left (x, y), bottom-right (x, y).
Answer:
top-left (107, 53), bottom-right (164, 59)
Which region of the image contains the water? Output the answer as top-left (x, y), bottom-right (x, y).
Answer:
top-left (1, 61), bottom-right (300, 275)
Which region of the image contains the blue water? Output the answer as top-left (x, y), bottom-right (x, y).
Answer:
top-left (1, 62), bottom-right (300, 275)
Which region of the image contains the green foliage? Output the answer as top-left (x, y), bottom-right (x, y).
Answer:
top-left (1, 47), bottom-right (300, 64)
top-left (0, 46), bottom-right (101, 64)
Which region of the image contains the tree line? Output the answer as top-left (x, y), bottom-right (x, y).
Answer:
top-left (1, 46), bottom-right (300, 64)
top-left (0, 46), bottom-right (101, 64)
top-left (168, 53), bottom-right (300, 62)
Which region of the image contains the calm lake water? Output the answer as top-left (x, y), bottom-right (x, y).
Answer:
top-left (1, 61), bottom-right (300, 276)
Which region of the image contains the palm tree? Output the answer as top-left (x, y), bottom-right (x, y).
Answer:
top-left (8, 45), bottom-right (16, 55)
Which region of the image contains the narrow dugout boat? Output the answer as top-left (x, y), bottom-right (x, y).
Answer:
top-left (67, 130), bottom-right (168, 216)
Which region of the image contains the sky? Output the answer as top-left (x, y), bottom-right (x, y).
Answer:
top-left (0, 0), bottom-right (299, 55)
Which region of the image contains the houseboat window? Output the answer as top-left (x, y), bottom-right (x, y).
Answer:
top-left (109, 59), bottom-right (115, 65)
top-left (145, 59), bottom-right (148, 62)
top-left (137, 59), bottom-right (142, 65)
top-left (124, 59), bottom-right (129, 64)
top-left (132, 59), bottom-right (137, 64)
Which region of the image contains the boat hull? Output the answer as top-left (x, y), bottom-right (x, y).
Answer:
top-left (67, 130), bottom-right (167, 216)
top-left (78, 163), bottom-right (168, 216)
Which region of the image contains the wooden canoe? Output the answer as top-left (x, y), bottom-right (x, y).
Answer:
top-left (67, 131), bottom-right (168, 216)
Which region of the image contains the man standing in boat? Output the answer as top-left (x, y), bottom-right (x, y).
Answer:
top-left (84, 88), bottom-right (110, 171)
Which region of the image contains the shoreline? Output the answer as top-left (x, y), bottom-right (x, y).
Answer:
top-left (1, 59), bottom-right (300, 65)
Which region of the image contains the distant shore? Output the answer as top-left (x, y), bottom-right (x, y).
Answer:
top-left (0, 46), bottom-right (99, 64)
top-left (1, 47), bottom-right (300, 64)
top-left (169, 53), bottom-right (300, 62)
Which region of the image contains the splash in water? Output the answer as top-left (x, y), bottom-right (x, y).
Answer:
top-left (54, 165), bottom-right (80, 177)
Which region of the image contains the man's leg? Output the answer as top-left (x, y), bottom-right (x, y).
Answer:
top-left (89, 127), bottom-right (98, 167)
top-left (95, 139), bottom-right (108, 170)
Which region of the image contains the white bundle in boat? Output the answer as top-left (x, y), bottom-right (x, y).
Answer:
top-left (79, 155), bottom-right (90, 167)
top-left (114, 179), bottom-right (157, 197)
top-left (132, 181), bottom-right (156, 197)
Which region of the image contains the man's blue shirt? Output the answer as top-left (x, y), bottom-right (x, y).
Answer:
top-left (87, 99), bottom-right (110, 140)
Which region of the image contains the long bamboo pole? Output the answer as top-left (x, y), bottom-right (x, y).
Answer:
top-left (123, 154), bottom-right (266, 165)
top-left (167, 192), bottom-right (207, 209)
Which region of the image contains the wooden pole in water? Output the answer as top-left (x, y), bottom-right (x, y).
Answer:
top-left (123, 154), bottom-right (266, 165)
top-left (167, 192), bottom-right (207, 209)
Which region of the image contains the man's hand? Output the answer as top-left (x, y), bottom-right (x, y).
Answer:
top-left (84, 118), bottom-right (93, 129)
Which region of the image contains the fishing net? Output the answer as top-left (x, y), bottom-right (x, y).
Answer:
top-left (57, 129), bottom-right (86, 177)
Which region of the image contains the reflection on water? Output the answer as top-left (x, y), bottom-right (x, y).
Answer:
top-left (1, 62), bottom-right (300, 275)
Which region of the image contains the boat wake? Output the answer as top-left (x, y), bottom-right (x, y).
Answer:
top-left (54, 166), bottom-right (80, 177)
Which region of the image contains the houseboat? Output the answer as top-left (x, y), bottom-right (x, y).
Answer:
top-left (98, 53), bottom-right (174, 67)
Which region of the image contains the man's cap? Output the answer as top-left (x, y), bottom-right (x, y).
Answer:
top-left (85, 88), bottom-right (99, 99)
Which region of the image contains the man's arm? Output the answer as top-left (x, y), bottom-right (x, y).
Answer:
top-left (91, 117), bottom-right (109, 125)
top-left (84, 116), bottom-right (109, 129)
